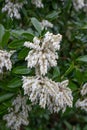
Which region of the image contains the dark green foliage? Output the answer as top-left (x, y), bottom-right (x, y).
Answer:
top-left (0, 0), bottom-right (87, 130)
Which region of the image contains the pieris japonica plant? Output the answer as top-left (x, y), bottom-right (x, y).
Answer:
top-left (0, 0), bottom-right (87, 130)
top-left (22, 31), bottom-right (73, 113)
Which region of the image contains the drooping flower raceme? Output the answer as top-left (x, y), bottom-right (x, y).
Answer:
top-left (40, 20), bottom-right (53, 30)
top-left (24, 32), bottom-right (62, 75)
top-left (83, 1), bottom-right (87, 13)
top-left (3, 95), bottom-right (31, 130)
top-left (76, 98), bottom-right (87, 112)
top-left (81, 83), bottom-right (87, 96)
top-left (0, 50), bottom-right (14, 73)
top-left (31, 0), bottom-right (44, 8)
top-left (22, 76), bottom-right (73, 113)
top-left (76, 83), bottom-right (87, 112)
top-left (73, 0), bottom-right (85, 11)
top-left (2, 0), bottom-right (25, 19)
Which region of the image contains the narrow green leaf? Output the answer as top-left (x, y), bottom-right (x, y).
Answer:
top-left (11, 29), bottom-right (26, 38)
top-left (75, 68), bottom-right (84, 83)
top-left (0, 105), bottom-right (8, 115)
top-left (22, 33), bottom-right (34, 41)
top-left (52, 66), bottom-right (60, 79)
top-left (18, 47), bottom-right (29, 59)
top-left (62, 62), bottom-right (74, 78)
top-left (46, 11), bottom-right (58, 20)
top-left (0, 82), bottom-right (14, 91)
top-left (77, 55), bottom-right (87, 62)
top-left (11, 29), bottom-right (34, 38)
top-left (7, 77), bottom-right (22, 88)
top-left (64, 121), bottom-right (72, 130)
top-left (31, 17), bottom-right (42, 34)
top-left (0, 93), bottom-right (14, 103)
top-left (0, 24), bottom-right (5, 44)
top-left (8, 39), bottom-right (25, 49)
top-left (80, 25), bottom-right (87, 29)
top-left (1, 30), bottom-right (10, 48)
top-left (64, 0), bottom-right (72, 13)
top-left (69, 81), bottom-right (78, 91)
top-left (12, 66), bottom-right (31, 74)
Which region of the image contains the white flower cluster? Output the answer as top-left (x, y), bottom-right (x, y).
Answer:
top-left (81, 83), bottom-right (87, 96)
top-left (76, 83), bottom-right (87, 112)
top-left (22, 31), bottom-right (73, 113)
top-left (3, 95), bottom-right (31, 130)
top-left (2, 0), bottom-right (24, 19)
top-left (24, 32), bottom-right (62, 75)
top-left (31, 0), bottom-right (44, 8)
top-left (73, 0), bottom-right (85, 11)
top-left (76, 99), bottom-right (87, 112)
top-left (0, 50), bottom-right (14, 73)
top-left (83, 1), bottom-right (87, 13)
top-left (22, 76), bottom-right (73, 113)
top-left (40, 20), bottom-right (53, 30)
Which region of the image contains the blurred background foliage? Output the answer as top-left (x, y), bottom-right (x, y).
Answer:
top-left (0, 0), bottom-right (87, 130)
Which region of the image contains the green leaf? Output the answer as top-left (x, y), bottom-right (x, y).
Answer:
top-left (11, 29), bottom-right (26, 38)
top-left (64, 121), bottom-right (72, 130)
top-left (0, 93), bottom-right (14, 103)
top-left (69, 81), bottom-right (78, 91)
top-left (62, 62), bottom-right (74, 78)
top-left (52, 66), bottom-right (60, 79)
top-left (18, 47), bottom-right (29, 59)
top-left (1, 30), bottom-right (10, 48)
top-left (83, 125), bottom-right (87, 130)
top-left (22, 33), bottom-right (34, 41)
top-left (8, 39), bottom-right (25, 49)
top-left (77, 55), bottom-right (87, 62)
top-left (84, 71), bottom-right (87, 77)
top-left (11, 29), bottom-right (34, 38)
top-left (7, 77), bottom-right (22, 88)
top-left (75, 68), bottom-right (83, 83)
top-left (80, 25), bottom-right (87, 29)
top-left (52, 1), bottom-right (58, 10)
top-left (0, 82), bottom-right (14, 91)
top-left (31, 17), bottom-right (42, 34)
top-left (0, 24), bottom-right (5, 44)
top-left (22, 7), bottom-right (28, 18)
top-left (64, 0), bottom-right (72, 13)
top-left (12, 66), bottom-right (31, 74)
top-left (46, 11), bottom-right (58, 20)
top-left (0, 106), bottom-right (7, 115)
